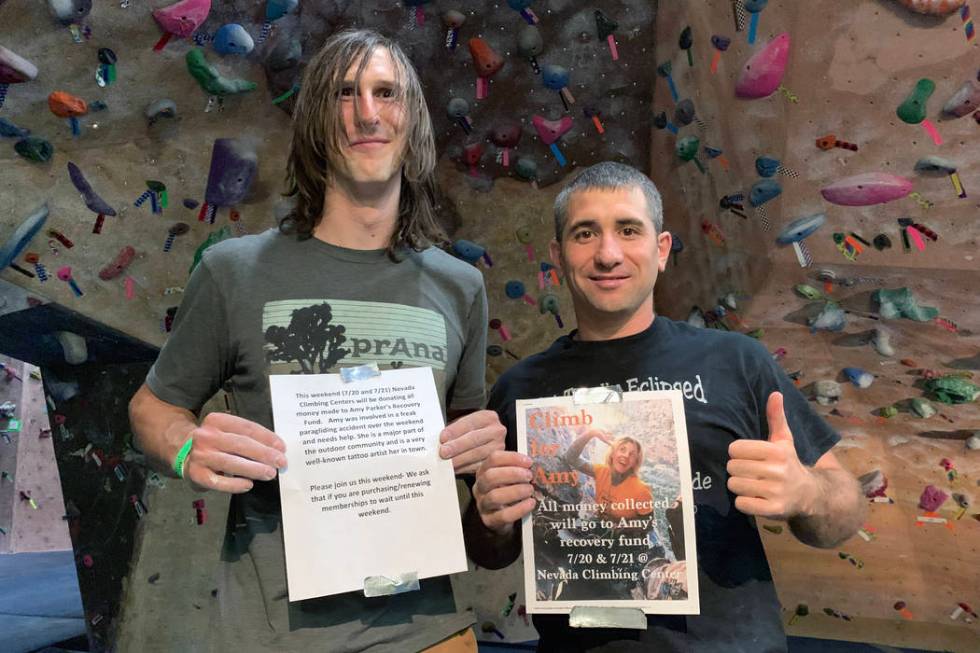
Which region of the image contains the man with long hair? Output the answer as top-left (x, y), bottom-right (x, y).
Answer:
top-left (129, 29), bottom-right (500, 652)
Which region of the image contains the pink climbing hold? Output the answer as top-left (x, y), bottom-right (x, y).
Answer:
top-left (735, 32), bottom-right (790, 99)
top-left (152, 0), bottom-right (212, 38)
top-left (820, 173), bottom-right (913, 206)
top-left (531, 115), bottom-right (573, 145)
top-left (919, 484), bottom-right (948, 512)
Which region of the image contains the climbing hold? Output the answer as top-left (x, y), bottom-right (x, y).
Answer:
top-left (919, 484), bottom-right (948, 512)
top-left (266, 38), bottom-right (301, 71)
top-left (871, 326), bottom-right (894, 356)
top-left (896, 79), bottom-right (935, 124)
top-left (820, 173), bottom-right (912, 206)
top-left (749, 179), bottom-right (782, 207)
top-left (872, 234), bottom-right (892, 251)
top-left (0, 118), bottom-right (29, 138)
top-left (48, 91), bottom-right (87, 118)
top-left (98, 246), bottom-right (136, 280)
top-left (892, 0), bottom-right (965, 16)
top-left (942, 80), bottom-right (980, 118)
top-left (843, 367), bottom-right (874, 389)
top-left (910, 397), bottom-right (936, 419)
top-left (874, 287), bottom-right (939, 321)
top-left (966, 433), bottom-right (980, 450)
top-left (0, 205), bottom-right (48, 270)
top-left (0, 45), bottom-right (38, 84)
top-left (925, 376), bottom-right (980, 404)
top-left (776, 213), bottom-right (826, 245)
top-left (153, 0), bottom-right (212, 39)
top-left (809, 302), bottom-right (846, 332)
top-left (452, 240), bottom-right (486, 265)
top-left (711, 35), bottom-right (732, 50)
top-left (858, 470), bottom-right (888, 498)
top-left (679, 26), bottom-right (693, 66)
top-left (145, 98), bottom-right (177, 125)
top-left (674, 98), bottom-right (696, 126)
top-left (203, 139), bottom-right (257, 209)
top-left (266, 0), bottom-right (297, 21)
top-left (514, 156), bottom-right (538, 184)
top-left (517, 25), bottom-right (543, 73)
top-left (213, 24), bottom-right (254, 56)
top-left (468, 38), bottom-right (504, 99)
top-left (735, 33), bottom-right (789, 99)
top-left (186, 49), bottom-right (256, 96)
top-left (914, 156), bottom-right (958, 174)
top-left (755, 156), bottom-right (780, 178)
top-left (67, 162), bottom-right (116, 216)
top-left (675, 136), bottom-right (705, 174)
top-left (14, 137), bottom-right (54, 163)
top-left (48, 0), bottom-right (92, 25)
top-left (794, 284), bottom-right (823, 300)
top-left (813, 380), bottom-right (842, 405)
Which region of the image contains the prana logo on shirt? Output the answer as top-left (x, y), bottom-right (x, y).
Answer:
top-left (262, 299), bottom-right (449, 374)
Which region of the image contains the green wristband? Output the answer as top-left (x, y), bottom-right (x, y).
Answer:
top-left (173, 437), bottom-right (194, 479)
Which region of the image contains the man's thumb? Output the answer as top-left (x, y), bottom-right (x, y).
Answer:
top-left (766, 392), bottom-right (793, 443)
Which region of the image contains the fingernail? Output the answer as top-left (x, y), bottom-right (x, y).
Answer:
top-left (438, 430), bottom-right (449, 444)
top-left (523, 470), bottom-right (533, 481)
top-left (439, 444), bottom-right (451, 458)
top-left (266, 468), bottom-right (277, 480)
top-left (276, 456), bottom-right (287, 467)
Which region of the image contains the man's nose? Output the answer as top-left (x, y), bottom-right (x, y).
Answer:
top-left (355, 92), bottom-right (380, 128)
top-left (594, 234), bottom-right (624, 267)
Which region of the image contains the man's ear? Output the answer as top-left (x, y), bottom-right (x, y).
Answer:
top-left (657, 231), bottom-right (672, 272)
top-left (549, 239), bottom-right (564, 276)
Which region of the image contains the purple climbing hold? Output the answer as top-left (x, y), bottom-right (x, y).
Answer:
top-left (735, 33), bottom-right (790, 99)
top-left (204, 139), bottom-right (257, 207)
top-left (67, 162), bottom-right (116, 216)
top-left (820, 173), bottom-right (913, 207)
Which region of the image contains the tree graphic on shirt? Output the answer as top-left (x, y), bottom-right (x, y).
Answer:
top-left (264, 301), bottom-right (350, 373)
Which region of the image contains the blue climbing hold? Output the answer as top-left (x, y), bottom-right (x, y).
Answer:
top-left (0, 205), bottom-right (48, 270)
top-left (749, 179), bottom-right (782, 207)
top-left (505, 280), bottom-right (526, 299)
top-left (776, 213), bottom-right (826, 244)
top-left (451, 239), bottom-right (485, 264)
top-left (755, 155), bottom-right (780, 178)
top-left (213, 24), bottom-right (254, 56)
top-left (265, 0), bottom-right (297, 21)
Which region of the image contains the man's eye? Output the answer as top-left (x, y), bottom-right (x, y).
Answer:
top-left (573, 230), bottom-right (593, 241)
top-left (340, 87), bottom-right (354, 97)
top-left (378, 88), bottom-right (394, 98)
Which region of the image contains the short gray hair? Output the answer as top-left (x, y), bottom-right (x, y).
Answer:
top-left (553, 162), bottom-right (664, 241)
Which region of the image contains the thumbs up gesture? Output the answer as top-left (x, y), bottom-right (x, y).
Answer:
top-left (727, 392), bottom-right (817, 520)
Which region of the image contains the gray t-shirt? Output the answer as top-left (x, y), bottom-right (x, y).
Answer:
top-left (146, 228), bottom-right (487, 652)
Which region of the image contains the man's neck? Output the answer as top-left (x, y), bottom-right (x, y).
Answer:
top-left (313, 174), bottom-right (402, 250)
top-left (573, 305), bottom-right (656, 342)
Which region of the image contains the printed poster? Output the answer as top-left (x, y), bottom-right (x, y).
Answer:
top-left (517, 390), bottom-right (699, 614)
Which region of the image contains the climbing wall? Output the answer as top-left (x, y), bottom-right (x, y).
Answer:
top-left (1, 0), bottom-right (977, 651)
top-left (649, 1), bottom-right (979, 649)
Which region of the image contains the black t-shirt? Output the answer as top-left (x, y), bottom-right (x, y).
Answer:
top-left (488, 316), bottom-right (839, 653)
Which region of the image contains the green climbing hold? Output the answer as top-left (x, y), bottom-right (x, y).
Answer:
top-left (924, 376), bottom-right (980, 404)
top-left (910, 397), bottom-right (936, 418)
top-left (186, 48), bottom-right (257, 96)
top-left (794, 284), bottom-right (824, 300)
top-left (878, 405), bottom-right (898, 418)
top-left (189, 226), bottom-right (232, 276)
top-left (874, 287), bottom-right (939, 322)
top-left (14, 136), bottom-right (54, 163)
top-left (896, 79), bottom-right (935, 125)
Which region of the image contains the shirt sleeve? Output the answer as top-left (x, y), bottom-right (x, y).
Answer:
top-left (751, 341), bottom-right (840, 466)
top-left (144, 258), bottom-right (235, 412)
top-left (448, 283), bottom-right (488, 412)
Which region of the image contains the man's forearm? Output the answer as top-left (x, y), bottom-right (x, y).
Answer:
top-left (789, 468), bottom-right (866, 548)
top-left (462, 501), bottom-right (522, 569)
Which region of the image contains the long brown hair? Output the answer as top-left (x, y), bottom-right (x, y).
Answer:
top-left (280, 28), bottom-right (447, 259)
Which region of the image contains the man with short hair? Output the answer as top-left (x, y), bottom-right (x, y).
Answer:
top-left (130, 29), bottom-right (500, 652)
top-left (466, 161), bottom-right (864, 652)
